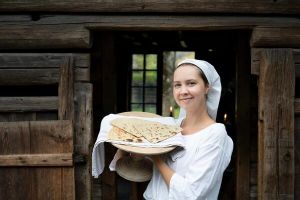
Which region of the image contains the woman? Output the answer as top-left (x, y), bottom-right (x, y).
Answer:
top-left (143, 59), bottom-right (233, 200)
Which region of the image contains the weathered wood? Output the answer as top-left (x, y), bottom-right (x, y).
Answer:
top-left (1, 15), bottom-right (300, 31)
top-left (0, 120), bottom-right (74, 200)
top-left (0, 153), bottom-right (73, 166)
top-left (58, 57), bottom-right (74, 121)
top-left (0, 68), bottom-right (60, 85)
top-left (0, 96), bottom-right (58, 112)
top-left (0, 53), bottom-right (90, 84)
top-left (252, 48), bottom-right (300, 76)
top-left (251, 27), bottom-right (300, 48)
top-left (251, 48), bottom-right (260, 75)
top-left (236, 33), bottom-right (251, 200)
top-left (74, 83), bottom-right (93, 200)
top-left (0, 25), bottom-right (90, 49)
top-left (0, 120), bottom-right (73, 154)
top-left (0, 1), bottom-right (299, 14)
top-left (258, 49), bottom-right (295, 200)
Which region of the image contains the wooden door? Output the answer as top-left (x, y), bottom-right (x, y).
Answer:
top-left (0, 53), bottom-right (92, 200)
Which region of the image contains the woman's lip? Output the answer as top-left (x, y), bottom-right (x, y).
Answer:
top-left (180, 97), bottom-right (193, 101)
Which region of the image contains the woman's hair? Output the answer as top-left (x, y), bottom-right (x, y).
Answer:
top-left (176, 63), bottom-right (209, 86)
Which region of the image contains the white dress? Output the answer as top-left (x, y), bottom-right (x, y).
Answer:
top-left (143, 123), bottom-right (233, 200)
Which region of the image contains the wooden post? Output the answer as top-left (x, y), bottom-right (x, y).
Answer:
top-left (258, 49), bottom-right (294, 200)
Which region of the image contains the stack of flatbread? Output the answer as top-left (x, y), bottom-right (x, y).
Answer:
top-left (108, 118), bottom-right (182, 143)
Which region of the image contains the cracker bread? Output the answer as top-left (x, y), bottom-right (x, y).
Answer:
top-left (108, 127), bottom-right (144, 143)
top-left (111, 118), bottom-right (182, 143)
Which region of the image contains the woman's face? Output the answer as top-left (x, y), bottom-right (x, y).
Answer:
top-left (173, 64), bottom-right (209, 112)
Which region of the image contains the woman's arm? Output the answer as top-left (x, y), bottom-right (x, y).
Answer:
top-left (151, 155), bottom-right (175, 187)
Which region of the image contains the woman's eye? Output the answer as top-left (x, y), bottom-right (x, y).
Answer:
top-left (188, 82), bottom-right (196, 86)
top-left (174, 83), bottom-right (181, 88)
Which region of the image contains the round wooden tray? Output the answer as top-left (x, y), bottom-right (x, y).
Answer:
top-left (112, 143), bottom-right (176, 155)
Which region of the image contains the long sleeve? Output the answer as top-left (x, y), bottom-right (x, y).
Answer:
top-left (169, 140), bottom-right (232, 200)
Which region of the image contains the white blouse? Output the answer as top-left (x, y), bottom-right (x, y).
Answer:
top-left (144, 123), bottom-right (233, 200)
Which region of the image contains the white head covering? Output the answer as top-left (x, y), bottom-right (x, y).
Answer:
top-left (177, 59), bottom-right (221, 120)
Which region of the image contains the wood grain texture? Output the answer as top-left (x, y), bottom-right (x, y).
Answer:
top-left (251, 27), bottom-right (300, 48)
top-left (258, 49), bottom-right (295, 200)
top-left (0, 1), bottom-right (299, 14)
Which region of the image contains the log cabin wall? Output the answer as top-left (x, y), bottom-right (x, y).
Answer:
top-left (0, 1), bottom-right (300, 200)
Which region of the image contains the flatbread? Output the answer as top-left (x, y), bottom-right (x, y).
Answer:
top-left (134, 122), bottom-right (182, 143)
top-left (108, 127), bottom-right (144, 143)
top-left (111, 118), bottom-right (182, 143)
top-left (111, 118), bottom-right (143, 137)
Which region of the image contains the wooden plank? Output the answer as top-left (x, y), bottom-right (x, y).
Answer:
top-left (0, 120), bottom-right (73, 154)
top-left (295, 99), bottom-right (300, 115)
top-left (0, 96), bottom-right (58, 112)
top-left (0, 1), bottom-right (299, 14)
top-left (0, 153), bottom-right (73, 166)
top-left (251, 48), bottom-right (261, 75)
top-left (0, 25), bottom-right (90, 49)
top-left (251, 27), bottom-right (300, 48)
top-left (258, 49), bottom-right (295, 200)
top-left (74, 83), bottom-right (93, 200)
top-left (58, 57), bottom-right (74, 121)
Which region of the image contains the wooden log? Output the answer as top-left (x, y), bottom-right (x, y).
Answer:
top-left (0, 25), bottom-right (90, 49)
top-left (0, 53), bottom-right (90, 85)
top-left (251, 27), bottom-right (300, 48)
top-left (0, 96), bottom-right (58, 112)
top-left (0, 1), bottom-right (299, 14)
top-left (258, 49), bottom-right (294, 200)
top-left (1, 15), bottom-right (300, 31)
top-left (0, 153), bottom-right (73, 166)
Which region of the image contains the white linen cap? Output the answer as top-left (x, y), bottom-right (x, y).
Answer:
top-left (177, 59), bottom-right (221, 120)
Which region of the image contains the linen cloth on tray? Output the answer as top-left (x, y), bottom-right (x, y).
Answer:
top-left (92, 114), bottom-right (185, 178)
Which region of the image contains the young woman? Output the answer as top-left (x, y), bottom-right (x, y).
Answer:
top-left (143, 59), bottom-right (233, 200)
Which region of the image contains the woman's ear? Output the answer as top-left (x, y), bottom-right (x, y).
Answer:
top-left (205, 86), bottom-right (210, 95)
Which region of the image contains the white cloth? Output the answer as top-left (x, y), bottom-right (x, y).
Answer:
top-left (177, 59), bottom-right (221, 120)
top-left (92, 114), bottom-right (186, 178)
top-left (144, 122), bottom-right (233, 200)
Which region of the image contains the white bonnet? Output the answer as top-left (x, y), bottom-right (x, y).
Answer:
top-left (177, 59), bottom-right (222, 120)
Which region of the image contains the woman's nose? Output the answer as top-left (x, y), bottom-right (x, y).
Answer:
top-left (179, 86), bottom-right (188, 95)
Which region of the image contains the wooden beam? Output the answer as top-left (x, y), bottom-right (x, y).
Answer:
top-left (0, 96), bottom-right (58, 112)
top-left (0, 25), bottom-right (90, 49)
top-left (1, 15), bottom-right (300, 31)
top-left (0, 153), bottom-right (73, 166)
top-left (0, 1), bottom-right (299, 14)
top-left (251, 27), bottom-right (300, 48)
top-left (258, 49), bottom-right (295, 200)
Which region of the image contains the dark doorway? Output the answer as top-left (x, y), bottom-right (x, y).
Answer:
top-left (93, 30), bottom-right (250, 200)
